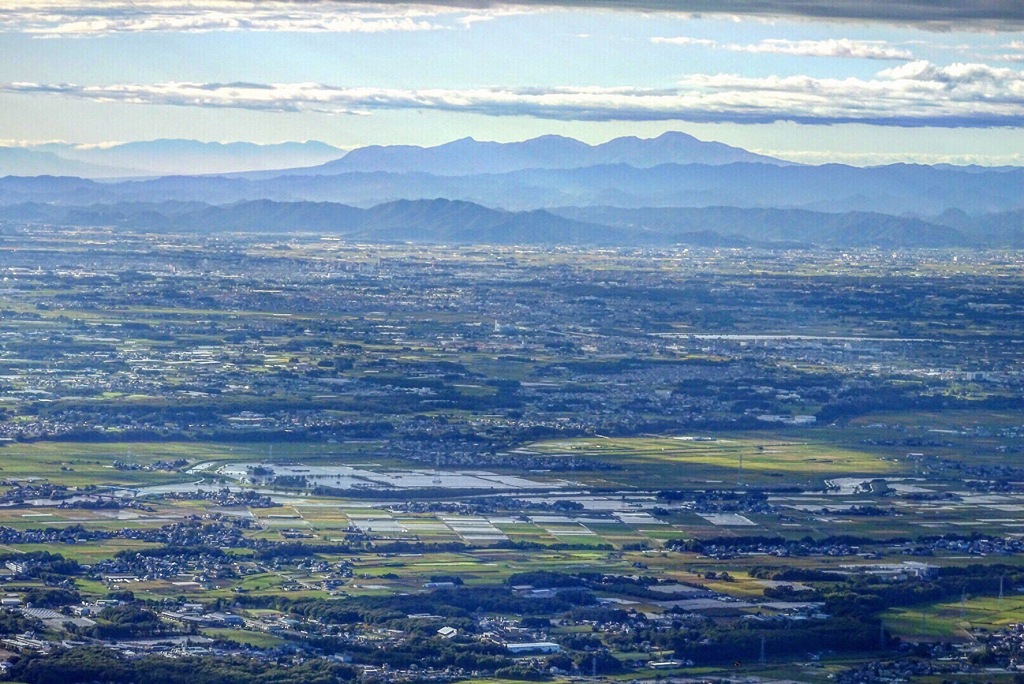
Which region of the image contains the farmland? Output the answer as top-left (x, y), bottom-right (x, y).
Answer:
top-left (0, 228), bottom-right (1022, 682)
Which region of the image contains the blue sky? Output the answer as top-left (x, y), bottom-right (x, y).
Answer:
top-left (2, 1), bottom-right (1024, 165)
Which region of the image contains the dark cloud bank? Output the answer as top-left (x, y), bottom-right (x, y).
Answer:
top-left (346, 0), bottom-right (1024, 29)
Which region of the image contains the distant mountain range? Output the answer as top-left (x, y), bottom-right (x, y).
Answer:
top-left (1, 140), bottom-right (346, 177)
top-left (0, 132), bottom-right (779, 178)
top-left (0, 147), bottom-right (136, 178)
top-left (257, 131), bottom-right (784, 177)
top-left (3, 198), bottom-right (1022, 248)
top-left (2, 161), bottom-right (1022, 215)
top-left (1, 131), bottom-right (1021, 249)
top-left (0, 199), bottom-right (624, 245)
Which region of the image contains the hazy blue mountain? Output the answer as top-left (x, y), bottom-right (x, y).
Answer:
top-left (7, 132), bottom-right (777, 179)
top-left (0, 148), bottom-right (137, 178)
top-left (180, 199), bottom-right (365, 233)
top-left (0, 175), bottom-right (113, 206)
top-left (315, 135), bottom-right (592, 176)
top-left (289, 162), bottom-right (1015, 214)
top-left (553, 206), bottom-right (971, 248)
top-left (288, 131), bottom-right (784, 177)
top-left (934, 208), bottom-right (1024, 247)
top-left (0, 198), bottom-right (627, 245)
top-left (0, 200), bottom-right (209, 228)
top-left (590, 132), bottom-right (782, 167)
top-left (505, 163), bottom-right (1024, 214)
top-left (2, 158), bottom-right (1023, 219)
top-left (192, 163), bottom-right (1024, 214)
top-left (9, 198), bottom-right (1023, 248)
top-left (350, 198), bottom-right (629, 244)
top-left (24, 140), bottom-right (345, 177)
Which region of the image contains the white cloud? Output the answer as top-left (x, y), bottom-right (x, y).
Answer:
top-left (651, 36), bottom-right (717, 47)
top-left (996, 42), bottom-right (1024, 62)
top-left (0, 0), bottom-right (1022, 36)
top-left (0, 138), bottom-right (73, 147)
top-left (758, 148), bottom-right (1024, 166)
top-left (652, 36), bottom-right (913, 60)
top-left (1, 1), bottom-right (1020, 39)
top-left (5, 60), bottom-right (1024, 127)
top-left (734, 38), bottom-right (912, 60)
top-left (454, 5), bottom-right (535, 27)
top-left (877, 59), bottom-right (1021, 84)
top-left (3, 0), bottom-right (1024, 34)
top-left (0, 1), bottom-right (507, 36)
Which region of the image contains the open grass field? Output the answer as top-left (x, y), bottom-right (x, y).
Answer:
top-left (885, 594), bottom-right (1024, 642)
top-left (1, 415), bottom-right (1021, 559)
top-left (804, 409), bottom-right (1024, 471)
top-left (527, 435), bottom-right (898, 488)
top-left (202, 627), bottom-right (288, 649)
top-left (5, 539), bottom-right (161, 564)
top-left (0, 430), bottom-right (916, 497)
top-left (336, 548), bottom-right (636, 590)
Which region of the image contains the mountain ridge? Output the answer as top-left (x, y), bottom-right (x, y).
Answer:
top-left (1, 132), bottom-right (786, 179)
top-left (4, 160), bottom-right (1021, 215)
top-left (6, 197), bottom-right (1023, 248)
top-left (0, 148), bottom-right (139, 178)
top-left (2, 140), bottom-right (346, 178)
top-left (291, 131), bottom-right (785, 177)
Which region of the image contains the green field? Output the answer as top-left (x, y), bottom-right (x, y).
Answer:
top-left (885, 594), bottom-right (1024, 641)
top-left (527, 435), bottom-right (897, 488)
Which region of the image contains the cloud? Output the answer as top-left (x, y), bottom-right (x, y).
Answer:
top-left (0, 2), bottom-right (482, 36)
top-left (651, 36), bottom-right (718, 47)
top-left (652, 37), bottom-right (914, 60)
top-left (6, 61), bottom-right (1024, 127)
top-left (0, 138), bottom-right (74, 147)
top-left (734, 38), bottom-right (913, 60)
top-left (759, 148), bottom-right (1024, 166)
top-left (997, 41), bottom-right (1024, 62)
top-left (436, 0), bottom-right (1024, 30)
top-left (3, 1), bottom-right (1024, 36)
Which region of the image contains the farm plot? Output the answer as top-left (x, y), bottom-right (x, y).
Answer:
top-left (526, 436), bottom-right (895, 489)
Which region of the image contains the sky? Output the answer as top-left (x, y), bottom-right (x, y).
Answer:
top-left (2, 0), bottom-right (1024, 165)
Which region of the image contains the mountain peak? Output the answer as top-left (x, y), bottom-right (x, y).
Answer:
top-left (441, 137), bottom-right (481, 147)
top-left (652, 131), bottom-right (699, 142)
top-left (308, 132), bottom-right (784, 177)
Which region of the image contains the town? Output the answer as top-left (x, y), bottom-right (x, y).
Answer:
top-left (0, 226), bottom-right (1022, 683)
